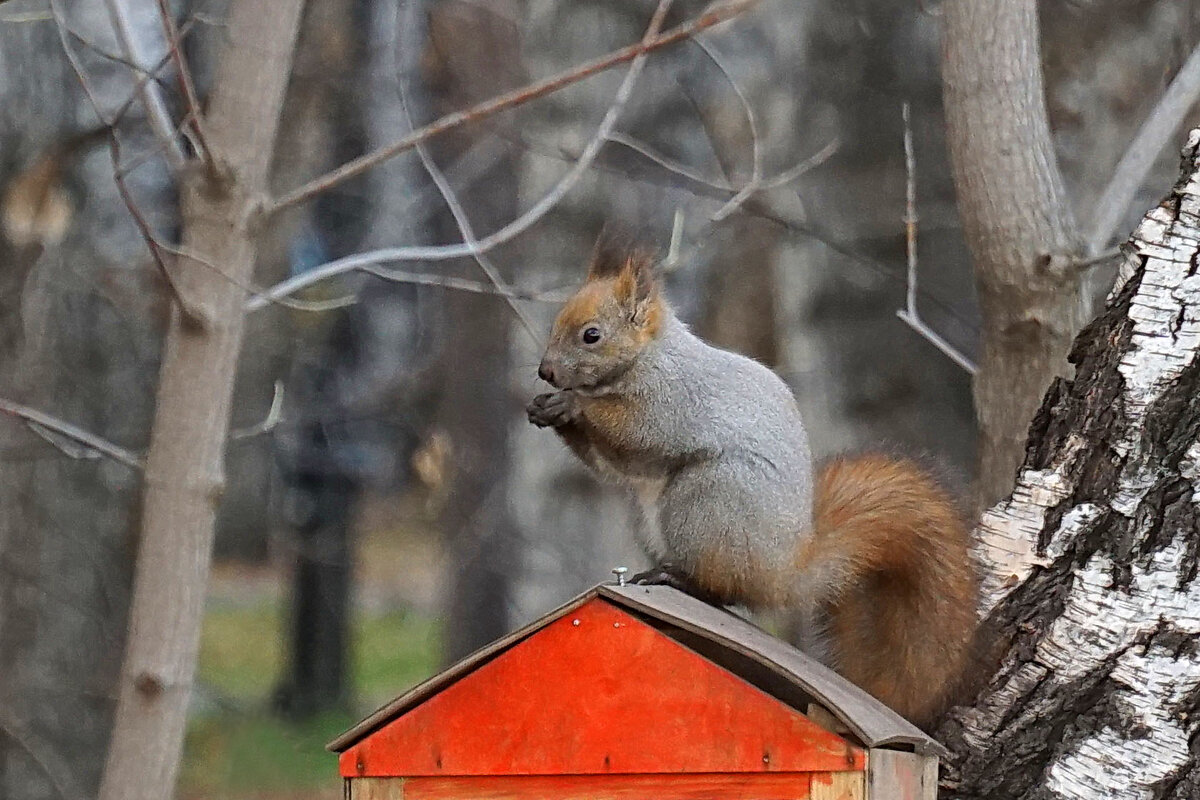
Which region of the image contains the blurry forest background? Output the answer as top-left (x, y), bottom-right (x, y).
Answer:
top-left (1, 0), bottom-right (1199, 798)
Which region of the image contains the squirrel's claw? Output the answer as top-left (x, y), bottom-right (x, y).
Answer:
top-left (630, 566), bottom-right (685, 589)
top-left (527, 391), bottom-right (578, 428)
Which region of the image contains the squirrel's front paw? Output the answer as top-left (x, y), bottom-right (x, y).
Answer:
top-left (527, 391), bottom-right (578, 428)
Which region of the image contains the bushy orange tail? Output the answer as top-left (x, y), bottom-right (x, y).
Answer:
top-left (799, 454), bottom-right (977, 727)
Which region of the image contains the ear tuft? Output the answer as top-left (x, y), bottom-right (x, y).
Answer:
top-left (611, 249), bottom-right (660, 318)
top-left (586, 224), bottom-right (637, 280)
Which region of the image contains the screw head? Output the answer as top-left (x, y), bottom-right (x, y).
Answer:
top-left (611, 566), bottom-right (629, 586)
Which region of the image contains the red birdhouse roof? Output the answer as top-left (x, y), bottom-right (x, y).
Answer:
top-left (329, 583), bottom-right (944, 779)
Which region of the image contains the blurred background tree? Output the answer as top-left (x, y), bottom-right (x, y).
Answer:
top-left (0, 0), bottom-right (1198, 797)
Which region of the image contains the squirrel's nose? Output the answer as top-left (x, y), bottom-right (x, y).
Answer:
top-left (538, 360), bottom-right (556, 386)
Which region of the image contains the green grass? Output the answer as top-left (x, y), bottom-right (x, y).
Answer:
top-left (181, 712), bottom-right (353, 799)
top-left (181, 594), bottom-right (441, 799)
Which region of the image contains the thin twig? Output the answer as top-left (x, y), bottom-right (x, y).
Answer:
top-left (0, 398), bottom-right (143, 470)
top-left (691, 35), bottom-right (761, 187)
top-left (249, 0), bottom-right (685, 312)
top-left (0, 10), bottom-right (54, 21)
top-left (164, 234), bottom-right (564, 309)
top-left (66, 27), bottom-right (169, 83)
top-left (263, 0), bottom-right (757, 217)
top-left (665, 206), bottom-right (685, 271)
top-left (409, 146), bottom-right (543, 341)
top-left (896, 102), bottom-right (977, 374)
top-left (359, 268), bottom-right (571, 301)
top-left (100, 0), bottom-right (186, 168)
top-left (49, 0), bottom-right (200, 323)
top-left (1088, 39), bottom-right (1200, 254)
top-left (229, 381), bottom-right (284, 440)
top-left (153, 0), bottom-right (212, 163)
top-left (606, 131), bottom-right (734, 190)
top-left (711, 137), bottom-right (838, 221)
top-left (396, 0), bottom-right (546, 346)
top-left (153, 239), bottom-right (356, 312)
top-left (106, 135), bottom-right (200, 322)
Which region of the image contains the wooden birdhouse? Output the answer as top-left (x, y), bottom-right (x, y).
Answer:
top-left (329, 583), bottom-right (946, 799)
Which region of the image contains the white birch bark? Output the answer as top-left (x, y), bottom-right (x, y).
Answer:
top-left (943, 128), bottom-right (1200, 800)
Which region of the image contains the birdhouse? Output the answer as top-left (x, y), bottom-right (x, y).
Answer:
top-left (329, 583), bottom-right (946, 799)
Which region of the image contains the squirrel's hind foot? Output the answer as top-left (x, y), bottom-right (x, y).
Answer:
top-left (631, 563), bottom-right (727, 608)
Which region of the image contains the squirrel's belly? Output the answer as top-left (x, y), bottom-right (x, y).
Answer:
top-left (630, 476), bottom-right (668, 559)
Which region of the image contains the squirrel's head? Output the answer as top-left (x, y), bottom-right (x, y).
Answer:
top-left (538, 245), bottom-right (663, 393)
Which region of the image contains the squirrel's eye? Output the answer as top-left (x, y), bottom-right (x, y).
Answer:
top-left (582, 327), bottom-right (602, 344)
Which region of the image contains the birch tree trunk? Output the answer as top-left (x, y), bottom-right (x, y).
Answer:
top-left (98, 0), bottom-right (305, 796)
top-left (940, 129), bottom-right (1200, 800)
top-left (943, 0), bottom-right (1084, 509)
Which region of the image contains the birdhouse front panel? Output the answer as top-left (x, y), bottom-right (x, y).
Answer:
top-left (332, 585), bottom-right (942, 800)
top-left (340, 599), bottom-right (864, 778)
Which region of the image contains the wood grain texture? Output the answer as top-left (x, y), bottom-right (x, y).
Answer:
top-left (866, 750), bottom-right (936, 800)
top-left (349, 773), bottom-right (821, 799)
top-left (341, 599), bottom-right (864, 778)
top-left (810, 770), bottom-right (865, 800)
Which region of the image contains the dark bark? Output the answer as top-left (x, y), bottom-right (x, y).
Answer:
top-left (273, 451), bottom-right (356, 718)
top-left (941, 130), bottom-right (1200, 799)
top-left (420, 0), bottom-right (526, 662)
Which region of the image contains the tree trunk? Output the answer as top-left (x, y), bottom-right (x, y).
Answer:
top-left (420, 0), bottom-right (527, 662)
top-left (98, 0), bottom-right (305, 797)
top-left (943, 0), bottom-right (1084, 510)
top-left (941, 129), bottom-right (1200, 799)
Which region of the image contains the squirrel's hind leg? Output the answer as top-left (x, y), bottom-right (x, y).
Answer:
top-left (629, 563), bottom-right (729, 607)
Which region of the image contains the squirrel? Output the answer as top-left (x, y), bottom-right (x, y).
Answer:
top-left (526, 244), bottom-right (977, 728)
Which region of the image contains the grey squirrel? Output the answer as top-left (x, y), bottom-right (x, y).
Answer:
top-left (526, 245), bottom-right (977, 727)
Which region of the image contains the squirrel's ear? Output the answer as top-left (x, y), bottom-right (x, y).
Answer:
top-left (614, 252), bottom-right (660, 322)
top-left (586, 225), bottom-right (630, 281)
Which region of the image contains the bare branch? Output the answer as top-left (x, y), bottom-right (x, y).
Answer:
top-left (49, 0), bottom-right (201, 323)
top-left (896, 102), bottom-right (978, 374)
top-left (263, 0), bottom-right (758, 216)
top-left (249, 0), bottom-right (685, 311)
top-left (606, 130), bottom-right (734, 190)
top-left (154, 239), bottom-right (357, 312)
top-left (153, 0), bottom-right (212, 163)
top-left (64, 26), bottom-right (167, 83)
top-left (163, 233), bottom-right (566, 312)
top-left (229, 381), bottom-right (284, 440)
top-left (395, 19), bottom-right (547, 346)
top-left (101, 0), bottom-right (186, 168)
top-left (106, 134), bottom-right (202, 323)
top-left (711, 137), bottom-right (838, 221)
top-left (359, 268), bottom-right (571, 302)
top-left (1088, 40), bottom-right (1200, 255)
top-left (0, 9), bottom-right (54, 22)
top-left (0, 398), bottom-right (143, 470)
top-left (691, 34), bottom-right (761, 186)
